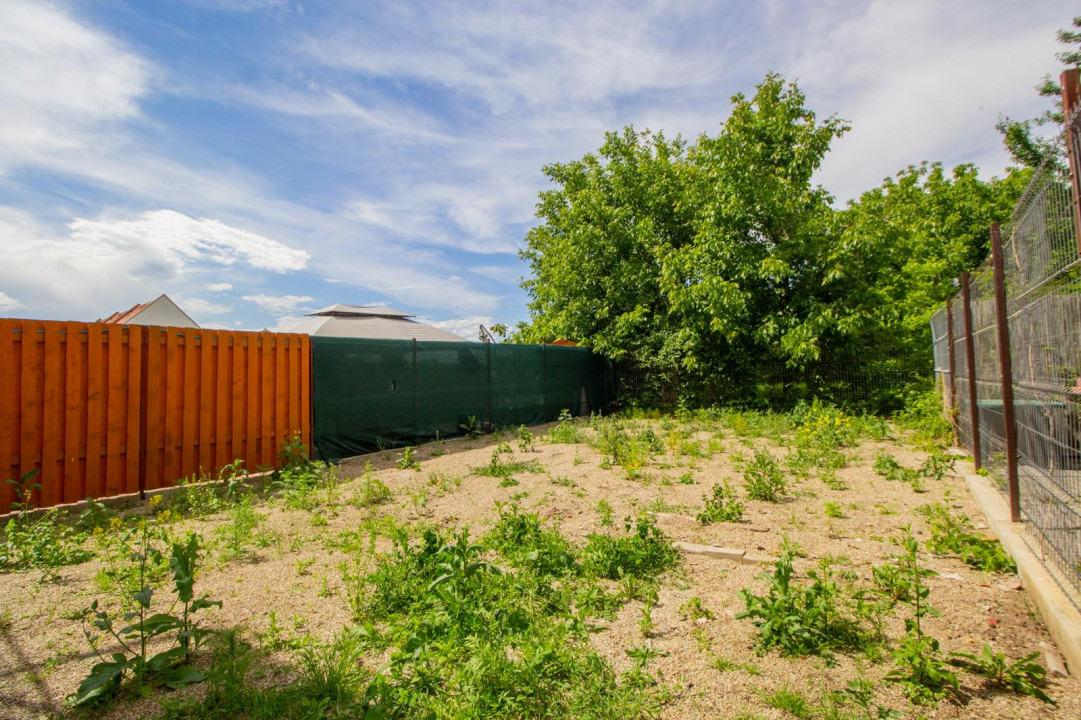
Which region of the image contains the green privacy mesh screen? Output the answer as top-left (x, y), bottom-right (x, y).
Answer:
top-left (312, 338), bottom-right (613, 462)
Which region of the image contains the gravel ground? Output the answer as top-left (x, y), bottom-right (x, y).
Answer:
top-left (1, 418), bottom-right (1078, 719)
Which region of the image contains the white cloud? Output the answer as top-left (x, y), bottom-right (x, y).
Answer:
top-left (0, 207), bottom-right (307, 320)
top-left (0, 0), bottom-right (149, 173)
top-left (241, 294), bottom-right (315, 315)
top-left (0, 291), bottom-right (23, 313)
top-left (205, 282), bottom-right (233, 292)
top-left (178, 297), bottom-right (233, 315)
top-left (69, 210), bottom-right (309, 273)
top-left (424, 316), bottom-right (491, 342)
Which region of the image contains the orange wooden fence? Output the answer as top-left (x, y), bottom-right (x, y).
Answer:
top-left (0, 319), bottom-right (311, 511)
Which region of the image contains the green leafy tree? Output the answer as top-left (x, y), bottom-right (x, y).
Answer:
top-left (997, 16), bottom-right (1081, 168)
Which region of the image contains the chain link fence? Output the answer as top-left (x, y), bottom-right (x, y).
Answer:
top-left (936, 114), bottom-right (1081, 599)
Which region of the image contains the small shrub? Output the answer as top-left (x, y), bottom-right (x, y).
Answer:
top-left (516, 425), bottom-right (534, 452)
top-left (547, 409), bottom-right (584, 444)
top-left (918, 496), bottom-right (1016, 573)
top-left (696, 481), bottom-right (744, 524)
top-left (582, 513), bottom-right (679, 580)
top-left (743, 448), bottom-right (786, 502)
top-left (396, 446), bottom-right (420, 471)
top-left (950, 645), bottom-right (1053, 703)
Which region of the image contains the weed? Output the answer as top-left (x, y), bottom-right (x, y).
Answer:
top-left (548, 409), bottom-right (585, 444)
top-left (71, 527), bottom-right (220, 705)
top-left (950, 645), bottom-right (1053, 703)
top-left (743, 448), bottom-right (786, 502)
top-left (474, 447), bottom-right (544, 482)
top-left (697, 481), bottom-right (744, 524)
top-left (677, 471), bottom-right (696, 485)
top-left (516, 424), bottom-right (535, 452)
top-left (884, 529), bottom-right (958, 704)
top-left (582, 513), bottom-right (679, 580)
top-left (458, 414), bottom-right (484, 439)
top-left (737, 553), bottom-right (862, 656)
top-left (918, 496), bottom-right (1016, 573)
top-left (761, 685), bottom-right (815, 719)
top-left (353, 468), bottom-right (392, 508)
top-left (595, 498), bottom-right (614, 527)
top-left (396, 446), bottom-right (420, 471)
top-left (1, 470), bottom-right (92, 572)
top-left (549, 474), bottom-right (577, 488)
top-left (823, 501), bottom-right (843, 519)
top-left (678, 596), bottom-right (714, 621)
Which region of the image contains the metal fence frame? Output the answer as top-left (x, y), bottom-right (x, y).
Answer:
top-left (933, 70), bottom-right (1081, 600)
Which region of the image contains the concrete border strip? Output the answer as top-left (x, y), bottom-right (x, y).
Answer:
top-left (961, 463), bottom-right (1081, 676)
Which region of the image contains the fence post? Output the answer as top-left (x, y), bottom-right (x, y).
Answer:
top-left (946, 297), bottom-right (957, 435)
top-left (1062, 69), bottom-right (1081, 252)
top-left (961, 271), bottom-right (982, 470)
top-left (990, 223), bottom-right (1021, 521)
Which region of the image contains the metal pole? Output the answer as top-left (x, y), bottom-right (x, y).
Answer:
top-left (946, 297), bottom-right (957, 436)
top-left (961, 271), bottom-right (982, 470)
top-left (991, 223), bottom-right (1021, 521)
top-left (1061, 69), bottom-right (1081, 253)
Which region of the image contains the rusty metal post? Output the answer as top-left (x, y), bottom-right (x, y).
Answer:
top-left (946, 297), bottom-right (957, 436)
top-left (991, 224), bottom-right (1021, 521)
top-left (1062, 69), bottom-right (1081, 253)
top-left (961, 272), bottom-right (982, 470)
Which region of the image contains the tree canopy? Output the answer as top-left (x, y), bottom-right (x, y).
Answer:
top-left (518, 73), bottom-right (1025, 389)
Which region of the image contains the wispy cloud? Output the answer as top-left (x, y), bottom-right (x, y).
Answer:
top-left (241, 293), bottom-right (314, 315)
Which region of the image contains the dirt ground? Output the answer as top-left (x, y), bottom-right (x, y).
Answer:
top-left (1, 417), bottom-right (1078, 719)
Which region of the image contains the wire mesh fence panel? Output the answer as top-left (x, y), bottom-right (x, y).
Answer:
top-left (937, 117), bottom-right (1081, 598)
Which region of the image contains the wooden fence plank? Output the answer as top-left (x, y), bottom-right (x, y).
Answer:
top-left (216, 332), bottom-right (230, 471)
top-left (246, 336), bottom-right (259, 467)
top-left (300, 335), bottom-right (311, 452)
top-left (105, 326), bottom-right (125, 496)
top-left (63, 323), bottom-right (86, 503)
top-left (40, 324), bottom-right (62, 507)
top-left (125, 326), bottom-right (142, 495)
top-left (182, 330), bottom-right (199, 477)
top-left (275, 334), bottom-right (287, 450)
top-left (231, 333), bottom-right (244, 469)
top-left (20, 321), bottom-right (44, 506)
top-left (165, 328), bottom-right (183, 486)
top-left (261, 337), bottom-right (274, 467)
top-left (146, 329), bottom-right (164, 490)
top-left (0, 322), bottom-right (19, 510)
top-left (199, 332), bottom-right (214, 475)
top-left (85, 326), bottom-right (105, 501)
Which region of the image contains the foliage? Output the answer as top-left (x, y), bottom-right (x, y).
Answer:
top-left (353, 468), bottom-right (392, 508)
top-left (396, 446), bottom-right (420, 471)
top-left (458, 414), bottom-right (484, 439)
top-left (884, 530), bottom-right (958, 704)
top-left (696, 481), bottom-right (744, 524)
top-left (918, 496), bottom-right (1016, 573)
top-left (1, 470), bottom-right (92, 572)
top-left (547, 409), bottom-right (585, 444)
top-left (896, 384), bottom-right (953, 444)
top-left (950, 645), bottom-right (1054, 703)
top-left (473, 446), bottom-right (544, 481)
top-left (743, 448), bottom-right (787, 502)
top-left (736, 552), bottom-right (863, 656)
top-left (516, 425), bottom-right (535, 452)
top-left (996, 16), bottom-right (1081, 168)
top-left (484, 502), bottom-right (578, 577)
top-left (582, 513), bottom-right (679, 580)
top-left (71, 516), bottom-right (221, 706)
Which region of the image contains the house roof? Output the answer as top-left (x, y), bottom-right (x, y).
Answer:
top-left (277, 304), bottom-right (466, 341)
top-left (98, 294), bottom-right (200, 328)
top-left (307, 304), bottom-right (414, 318)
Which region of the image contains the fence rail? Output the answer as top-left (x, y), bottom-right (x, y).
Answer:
top-left (0, 320), bottom-right (310, 511)
top-left (933, 72), bottom-right (1081, 600)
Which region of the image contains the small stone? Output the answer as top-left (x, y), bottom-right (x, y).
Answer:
top-left (939, 572), bottom-right (963, 581)
top-left (996, 580), bottom-right (1022, 592)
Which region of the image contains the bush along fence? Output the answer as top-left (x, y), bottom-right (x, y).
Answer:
top-left (931, 70), bottom-right (1081, 600)
top-left (310, 337), bottom-right (614, 462)
top-left (0, 319), bottom-right (311, 512)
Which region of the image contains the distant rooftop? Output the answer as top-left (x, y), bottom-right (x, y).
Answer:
top-left (307, 304), bottom-right (414, 318)
top-left (283, 304), bottom-right (468, 342)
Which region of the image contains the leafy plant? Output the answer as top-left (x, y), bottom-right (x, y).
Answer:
top-left (823, 501), bottom-right (843, 519)
top-left (353, 467), bottom-right (392, 508)
top-left (950, 645), bottom-right (1053, 703)
top-left (595, 498), bottom-right (614, 526)
top-left (516, 424), bottom-right (535, 452)
top-left (884, 530), bottom-right (958, 704)
top-left (736, 553), bottom-right (861, 656)
top-left (71, 528), bottom-right (221, 705)
top-left (743, 448), bottom-right (786, 502)
top-left (1, 470), bottom-right (92, 572)
top-left (473, 447), bottom-right (544, 482)
top-left (458, 414), bottom-right (484, 439)
top-left (397, 446), bottom-right (420, 471)
top-left (918, 496), bottom-right (1016, 573)
top-left (696, 481), bottom-right (744, 524)
top-left (547, 409), bottom-right (585, 444)
top-left (582, 513), bottom-right (679, 580)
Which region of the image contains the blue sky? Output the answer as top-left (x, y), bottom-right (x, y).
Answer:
top-left (0, 0), bottom-right (1069, 338)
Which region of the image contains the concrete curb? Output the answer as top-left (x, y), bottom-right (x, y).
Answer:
top-left (960, 462), bottom-right (1081, 676)
top-left (674, 541), bottom-right (777, 565)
